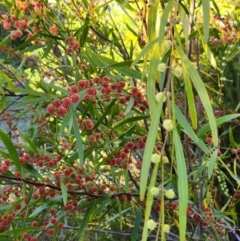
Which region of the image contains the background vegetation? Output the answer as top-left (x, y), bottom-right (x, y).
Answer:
top-left (0, 0), bottom-right (239, 240)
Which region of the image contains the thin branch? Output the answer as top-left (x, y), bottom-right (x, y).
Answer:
top-left (0, 95), bottom-right (26, 115)
top-left (0, 64), bottom-right (25, 89)
top-left (185, 0), bottom-right (204, 238)
top-left (63, 226), bottom-right (179, 240)
top-left (0, 174), bottom-right (140, 198)
top-left (128, 169), bottom-right (140, 190)
top-left (107, 8), bottom-right (130, 61)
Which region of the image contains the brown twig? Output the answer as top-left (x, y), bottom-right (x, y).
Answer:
top-left (0, 174), bottom-right (140, 198)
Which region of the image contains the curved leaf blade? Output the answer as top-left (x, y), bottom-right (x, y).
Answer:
top-left (0, 130), bottom-right (22, 175)
top-left (197, 114), bottom-right (240, 137)
top-left (176, 46), bottom-right (218, 147)
top-left (140, 94), bottom-right (164, 200)
top-left (158, 0), bottom-right (174, 49)
top-left (175, 104), bottom-right (209, 154)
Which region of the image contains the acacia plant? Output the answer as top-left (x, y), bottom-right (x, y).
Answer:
top-left (0, 0), bottom-right (239, 241)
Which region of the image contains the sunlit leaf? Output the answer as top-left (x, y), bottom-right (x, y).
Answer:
top-left (173, 128), bottom-right (188, 241)
top-left (158, 0), bottom-right (174, 49)
top-left (182, 65), bottom-right (198, 129)
top-left (177, 46), bottom-right (218, 147)
top-left (175, 104), bottom-right (209, 154)
top-left (113, 115), bottom-right (149, 129)
top-left (201, 0), bottom-right (210, 43)
top-left (0, 130), bottom-right (22, 175)
top-left (140, 94), bottom-right (165, 200)
top-left (60, 180), bottom-right (68, 206)
top-left (142, 162), bottom-right (159, 241)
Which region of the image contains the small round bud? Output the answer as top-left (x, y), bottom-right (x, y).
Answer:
top-left (158, 63), bottom-right (167, 73)
top-left (150, 187), bottom-right (159, 195)
top-left (163, 119), bottom-right (174, 131)
top-left (165, 189), bottom-right (175, 199)
top-left (163, 224), bottom-right (170, 233)
top-left (146, 219), bottom-right (157, 230)
top-left (151, 153), bottom-right (161, 163)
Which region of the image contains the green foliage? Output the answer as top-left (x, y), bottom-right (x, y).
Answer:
top-left (0, 0), bottom-right (239, 241)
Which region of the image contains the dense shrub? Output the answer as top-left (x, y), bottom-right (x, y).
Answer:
top-left (0, 1), bottom-right (239, 240)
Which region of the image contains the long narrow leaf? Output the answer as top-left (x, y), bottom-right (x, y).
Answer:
top-left (147, 44), bottom-right (160, 117)
top-left (113, 66), bottom-right (142, 79)
top-left (60, 180), bottom-right (68, 206)
top-left (58, 108), bottom-right (73, 137)
top-left (23, 163), bottom-right (43, 181)
top-left (183, 65), bottom-right (197, 129)
top-left (0, 130), bottom-right (22, 175)
top-left (19, 131), bottom-right (39, 154)
top-left (113, 115), bottom-right (149, 129)
top-left (176, 46), bottom-right (218, 147)
top-left (202, 42), bottom-right (217, 69)
top-left (9, 88), bottom-right (46, 96)
top-left (140, 94), bottom-right (164, 200)
top-left (197, 114), bottom-right (240, 137)
top-left (142, 162), bottom-right (159, 241)
top-left (208, 149), bottom-right (218, 179)
top-left (105, 206), bottom-right (132, 224)
top-left (201, 0), bottom-right (210, 43)
top-left (147, 0), bottom-right (159, 42)
top-left (72, 110), bottom-right (84, 166)
top-left (94, 99), bottom-right (117, 129)
top-left (131, 209), bottom-right (142, 241)
top-left (77, 204), bottom-right (95, 241)
top-left (173, 128), bottom-right (188, 241)
top-left (147, 0), bottom-right (160, 117)
top-left (175, 104), bottom-right (209, 154)
top-left (158, 0), bottom-right (174, 49)
top-left (131, 38), bottom-right (158, 67)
